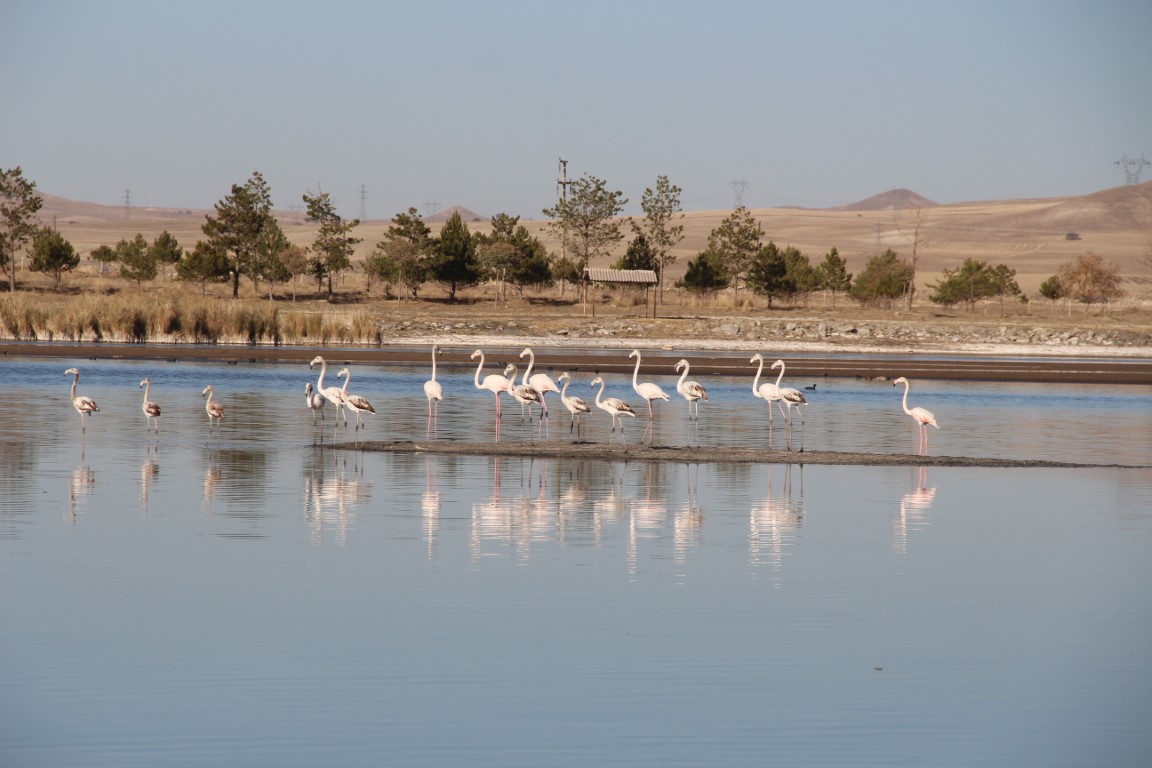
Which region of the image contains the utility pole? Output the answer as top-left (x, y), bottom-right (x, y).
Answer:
top-left (359, 183), bottom-right (368, 222)
top-left (557, 158), bottom-right (583, 313)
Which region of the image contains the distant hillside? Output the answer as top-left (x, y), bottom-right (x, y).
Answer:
top-left (37, 194), bottom-right (209, 226)
top-left (981, 181), bottom-right (1152, 232)
top-left (426, 205), bottom-right (488, 224)
top-left (832, 188), bottom-right (938, 212)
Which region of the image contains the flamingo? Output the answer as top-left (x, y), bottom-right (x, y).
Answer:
top-left (770, 359), bottom-right (807, 425)
top-left (471, 349), bottom-right (511, 418)
top-left (674, 359), bottom-right (708, 419)
top-left (749, 354), bottom-right (787, 424)
top-left (139, 377), bottom-right (161, 435)
top-left (629, 349), bottom-right (670, 419)
top-left (424, 344), bottom-right (444, 418)
top-left (305, 382), bottom-right (326, 424)
top-left (502, 363), bottom-right (542, 419)
top-left (337, 368), bottom-right (376, 431)
top-left (520, 347), bottom-right (559, 417)
top-left (309, 355), bottom-right (346, 422)
top-left (202, 385), bottom-right (224, 439)
top-left (64, 368), bottom-right (99, 432)
top-left (893, 376), bottom-right (939, 454)
top-left (590, 376), bottom-right (636, 436)
top-left (556, 371), bottom-right (591, 431)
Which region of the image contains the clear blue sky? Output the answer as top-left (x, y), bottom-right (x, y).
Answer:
top-left (3, 0), bottom-right (1149, 219)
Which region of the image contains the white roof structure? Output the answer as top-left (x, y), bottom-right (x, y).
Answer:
top-left (583, 268), bottom-right (657, 285)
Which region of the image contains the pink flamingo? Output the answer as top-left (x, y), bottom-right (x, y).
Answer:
top-left (471, 349), bottom-right (511, 418)
top-left (64, 368), bottom-right (100, 432)
top-left (520, 347), bottom-right (560, 417)
top-left (629, 349), bottom-right (669, 419)
top-left (424, 344), bottom-right (444, 418)
top-left (674, 359), bottom-right (708, 419)
top-left (893, 376), bottom-right (939, 454)
top-left (590, 376), bottom-right (636, 438)
top-left (749, 354), bottom-right (786, 425)
top-left (139, 377), bottom-right (161, 435)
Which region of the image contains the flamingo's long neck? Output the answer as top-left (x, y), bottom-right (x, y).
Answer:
top-left (560, 376), bottom-right (570, 399)
top-left (677, 364), bottom-right (689, 392)
top-left (341, 373), bottom-right (350, 394)
top-left (474, 354), bottom-right (485, 388)
top-left (71, 373), bottom-right (78, 400)
top-left (632, 354), bottom-right (642, 388)
top-left (774, 364), bottom-right (785, 390)
top-left (316, 360), bottom-right (328, 391)
top-left (523, 351), bottom-right (535, 381)
top-left (142, 381), bottom-right (151, 402)
top-left (751, 358), bottom-right (764, 395)
top-left (594, 380), bottom-right (606, 407)
top-left (431, 349), bottom-right (438, 382)
top-left (901, 380), bottom-right (913, 416)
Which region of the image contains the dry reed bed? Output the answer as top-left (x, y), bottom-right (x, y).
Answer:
top-left (0, 294), bottom-right (383, 345)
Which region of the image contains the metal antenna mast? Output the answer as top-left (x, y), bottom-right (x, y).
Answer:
top-left (123, 188), bottom-right (132, 219)
top-left (1115, 153), bottom-right (1150, 185)
top-left (359, 184), bottom-right (368, 222)
top-left (729, 178), bottom-right (749, 209)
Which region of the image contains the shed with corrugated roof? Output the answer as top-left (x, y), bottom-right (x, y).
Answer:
top-left (581, 268), bottom-right (659, 316)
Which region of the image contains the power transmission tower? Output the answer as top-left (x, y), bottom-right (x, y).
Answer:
top-left (422, 200), bottom-right (441, 218)
top-left (123, 188), bottom-right (132, 219)
top-left (729, 178), bottom-right (749, 209)
top-left (1115, 153), bottom-right (1150, 185)
top-left (359, 184), bottom-right (368, 222)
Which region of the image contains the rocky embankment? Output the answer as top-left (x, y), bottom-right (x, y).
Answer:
top-left (378, 314), bottom-right (1151, 353)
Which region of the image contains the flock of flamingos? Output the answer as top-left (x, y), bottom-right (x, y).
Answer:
top-left (62, 346), bottom-right (941, 452)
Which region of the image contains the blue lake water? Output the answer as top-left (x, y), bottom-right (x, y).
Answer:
top-left (1, 352), bottom-right (1150, 767)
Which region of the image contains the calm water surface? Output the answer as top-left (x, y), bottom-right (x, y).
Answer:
top-left (1, 355), bottom-right (1150, 767)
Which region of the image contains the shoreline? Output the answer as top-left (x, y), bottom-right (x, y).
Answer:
top-left (4, 336), bottom-right (1152, 384)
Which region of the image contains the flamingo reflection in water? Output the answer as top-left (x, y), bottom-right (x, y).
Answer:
top-left (749, 465), bottom-right (805, 572)
top-left (894, 465), bottom-right (937, 554)
top-left (303, 452), bottom-right (371, 547)
top-left (422, 456), bottom-right (441, 559)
